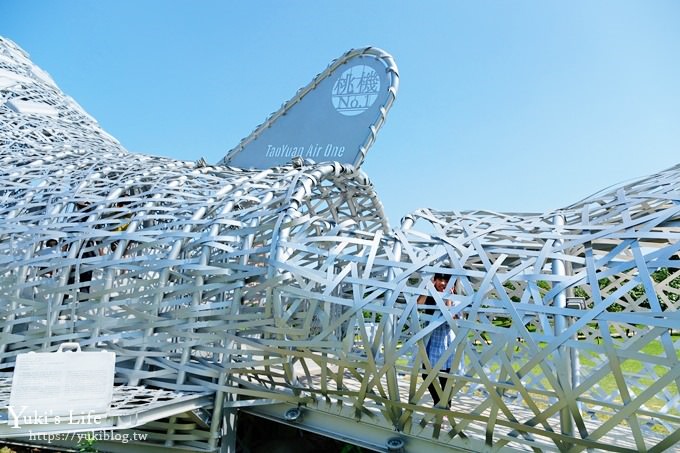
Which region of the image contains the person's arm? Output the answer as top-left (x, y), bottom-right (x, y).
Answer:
top-left (417, 294), bottom-right (427, 305)
top-left (447, 285), bottom-right (457, 321)
top-left (445, 283), bottom-right (455, 307)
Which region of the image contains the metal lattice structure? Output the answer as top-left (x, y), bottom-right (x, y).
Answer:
top-left (1, 36), bottom-right (680, 452)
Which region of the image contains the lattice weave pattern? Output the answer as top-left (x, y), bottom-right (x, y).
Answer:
top-left (2, 36), bottom-right (680, 452)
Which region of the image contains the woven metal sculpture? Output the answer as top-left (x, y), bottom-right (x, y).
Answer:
top-left (1, 36), bottom-right (679, 452)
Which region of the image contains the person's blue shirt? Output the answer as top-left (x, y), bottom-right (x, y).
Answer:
top-left (426, 317), bottom-right (454, 370)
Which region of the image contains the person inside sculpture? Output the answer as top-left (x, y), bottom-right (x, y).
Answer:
top-left (418, 272), bottom-right (456, 408)
top-left (38, 237), bottom-right (95, 297)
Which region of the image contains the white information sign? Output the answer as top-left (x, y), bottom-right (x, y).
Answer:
top-left (8, 343), bottom-right (115, 424)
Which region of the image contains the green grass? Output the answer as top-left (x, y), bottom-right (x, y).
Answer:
top-left (359, 322), bottom-right (680, 418)
top-left (577, 336), bottom-right (680, 413)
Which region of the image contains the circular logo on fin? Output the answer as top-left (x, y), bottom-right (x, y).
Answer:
top-left (331, 65), bottom-right (380, 116)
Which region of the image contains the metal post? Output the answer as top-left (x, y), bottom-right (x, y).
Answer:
top-left (382, 216), bottom-right (414, 428)
top-left (565, 259), bottom-right (582, 416)
top-left (566, 296), bottom-right (584, 414)
top-left (219, 408), bottom-right (238, 453)
top-left (208, 193), bottom-right (250, 451)
top-left (552, 213), bottom-right (572, 437)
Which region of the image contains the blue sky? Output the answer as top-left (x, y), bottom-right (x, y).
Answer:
top-left (3, 1), bottom-right (679, 226)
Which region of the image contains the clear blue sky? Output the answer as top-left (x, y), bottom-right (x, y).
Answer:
top-left (3, 1), bottom-right (679, 225)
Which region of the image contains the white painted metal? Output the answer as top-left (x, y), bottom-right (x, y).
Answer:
top-left (1, 36), bottom-right (679, 452)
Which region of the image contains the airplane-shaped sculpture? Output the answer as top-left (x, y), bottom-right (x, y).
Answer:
top-left (1, 36), bottom-right (679, 452)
